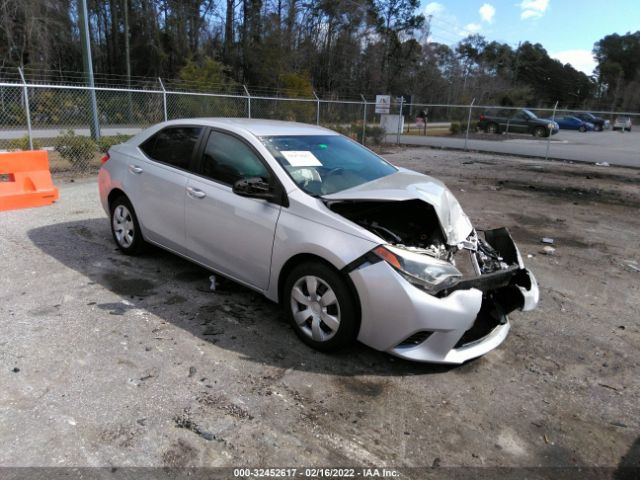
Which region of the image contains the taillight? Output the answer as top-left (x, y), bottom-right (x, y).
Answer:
top-left (100, 153), bottom-right (110, 164)
top-left (479, 114), bottom-right (485, 120)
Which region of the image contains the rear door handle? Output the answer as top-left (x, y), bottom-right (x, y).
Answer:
top-left (186, 187), bottom-right (206, 199)
top-left (129, 165), bottom-right (143, 174)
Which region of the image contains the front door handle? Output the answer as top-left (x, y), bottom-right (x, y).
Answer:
top-left (186, 187), bottom-right (206, 199)
top-left (129, 165), bottom-right (143, 174)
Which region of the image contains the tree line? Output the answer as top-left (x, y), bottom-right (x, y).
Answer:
top-left (1, 0), bottom-right (638, 111)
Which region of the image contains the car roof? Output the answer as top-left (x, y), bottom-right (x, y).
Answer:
top-left (156, 117), bottom-right (340, 137)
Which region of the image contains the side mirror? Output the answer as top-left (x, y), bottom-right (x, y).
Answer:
top-left (233, 177), bottom-right (275, 200)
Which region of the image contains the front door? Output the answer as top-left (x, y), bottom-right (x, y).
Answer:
top-left (184, 129), bottom-right (281, 290)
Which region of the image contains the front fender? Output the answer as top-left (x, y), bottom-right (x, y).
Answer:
top-left (265, 209), bottom-right (378, 302)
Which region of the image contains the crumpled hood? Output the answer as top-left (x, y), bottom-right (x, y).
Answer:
top-left (323, 170), bottom-right (473, 245)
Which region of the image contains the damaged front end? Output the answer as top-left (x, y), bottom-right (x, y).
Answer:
top-left (328, 198), bottom-right (539, 363)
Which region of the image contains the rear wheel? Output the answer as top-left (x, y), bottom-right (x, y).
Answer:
top-left (110, 195), bottom-right (146, 255)
top-left (533, 126), bottom-right (548, 137)
top-left (283, 262), bottom-right (358, 351)
top-left (486, 123), bottom-right (499, 134)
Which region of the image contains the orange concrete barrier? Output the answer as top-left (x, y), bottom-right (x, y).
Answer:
top-left (0, 150), bottom-right (59, 211)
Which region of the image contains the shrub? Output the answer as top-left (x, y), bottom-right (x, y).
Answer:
top-left (97, 134), bottom-right (133, 153)
top-left (8, 135), bottom-right (42, 151)
top-left (327, 124), bottom-right (351, 136)
top-left (449, 122), bottom-right (461, 135)
top-left (365, 126), bottom-right (385, 145)
top-left (54, 130), bottom-right (97, 166)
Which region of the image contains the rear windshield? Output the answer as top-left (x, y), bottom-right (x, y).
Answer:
top-left (260, 135), bottom-right (396, 196)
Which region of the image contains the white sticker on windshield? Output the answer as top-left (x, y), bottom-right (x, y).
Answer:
top-left (280, 150), bottom-right (322, 167)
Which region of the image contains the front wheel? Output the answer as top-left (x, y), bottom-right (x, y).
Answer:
top-left (110, 195), bottom-right (146, 255)
top-left (578, 125), bottom-right (586, 132)
top-left (533, 126), bottom-right (548, 137)
top-left (283, 262), bottom-right (359, 351)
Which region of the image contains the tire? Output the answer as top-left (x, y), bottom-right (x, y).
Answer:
top-left (109, 195), bottom-right (146, 255)
top-left (578, 125), bottom-right (586, 132)
top-left (486, 123), bottom-right (499, 134)
top-left (283, 261), bottom-right (359, 351)
top-left (533, 126), bottom-right (548, 138)
top-left (595, 124), bottom-right (603, 132)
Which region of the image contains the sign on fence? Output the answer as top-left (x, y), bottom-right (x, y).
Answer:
top-left (375, 95), bottom-right (390, 114)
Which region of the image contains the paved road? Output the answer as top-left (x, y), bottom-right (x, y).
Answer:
top-left (2, 123), bottom-right (639, 168)
top-left (0, 125), bottom-right (144, 140)
top-left (391, 129), bottom-right (640, 168)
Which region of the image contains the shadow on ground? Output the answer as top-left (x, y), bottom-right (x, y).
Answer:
top-left (28, 217), bottom-right (462, 377)
top-left (615, 436), bottom-right (640, 480)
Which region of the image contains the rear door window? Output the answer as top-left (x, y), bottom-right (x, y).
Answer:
top-left (140, 126), bottom-right (202, 170)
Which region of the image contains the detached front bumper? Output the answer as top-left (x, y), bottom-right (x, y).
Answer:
top-left (348, 228), bottom-right (539, 364)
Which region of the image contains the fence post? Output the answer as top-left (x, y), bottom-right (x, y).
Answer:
top-left (313, 91), bottom-right (320, 125)
top-left (17, 67), bottom-right (33, 150)
top-left (396, 96), bottom-right (404, 145)
top-left (464, 97), bottom-right (476, 151)
top-left (243, 85), bottom-right (251, 119)
top-left (158, 78), bottom-right (167, 122)
top-left (360, 94), bottom-right (367, 145)
top-left (545, 100), bottom-right (558, 160)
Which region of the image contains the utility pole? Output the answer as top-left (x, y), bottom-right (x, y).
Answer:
top-left (124, 0), bottom-right (132, 121)
top-left (78, 0), bottom-right (100, 140)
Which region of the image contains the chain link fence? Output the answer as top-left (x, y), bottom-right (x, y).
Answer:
top-left (1, 72), bottom-right (639, 175)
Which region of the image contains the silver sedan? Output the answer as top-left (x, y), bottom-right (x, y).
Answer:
top-left (98, 118), bottom-right (539, 364)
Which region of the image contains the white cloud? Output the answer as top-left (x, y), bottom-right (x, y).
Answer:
top-left (519, 0), bottom-right (549, 20)
top-left (424, 2), bottom-right (445, 16)
top-left (462, 23), bottom-right (482, 35)
top-left (552, 49), bottom-right (597, 75)
top-left (479, 4), bottom-right (496, 23)
top-left (424, 2), bottom-right (486, 44)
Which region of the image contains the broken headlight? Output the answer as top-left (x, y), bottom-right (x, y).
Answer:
top-left (373, 245), bottom-right (462, 295)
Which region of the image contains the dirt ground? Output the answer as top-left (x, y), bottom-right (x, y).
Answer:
top-left (1, 147), bottom-right (639, 477)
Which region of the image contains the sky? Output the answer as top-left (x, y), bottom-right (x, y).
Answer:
top-left (421, 0), bottom-right (640, 75)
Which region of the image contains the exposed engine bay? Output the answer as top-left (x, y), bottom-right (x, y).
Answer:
top-left (328, 199), bottom-right (509, 273)
top-left (328, 199), bottom-right (451, 260)
top-left (328, 199), bottom-right (533, 315)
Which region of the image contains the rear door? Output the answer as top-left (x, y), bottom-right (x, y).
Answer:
top-left (131, 126), bottom-right (203, 253)
top-left (509, 111), bottom-right (530, 133)
top-left (184, 129), bottom-right (282, 290)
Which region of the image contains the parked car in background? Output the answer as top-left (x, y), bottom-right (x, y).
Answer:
top-left (573, 112), bottom-right (608, 131)
top-left (555, 116), bottom-right (594, 132)
top-left (613, 116), bottom-right (632, 131)
top-left (98, 118), bottom-right (539, 364)
top-left (478, 109), bottom-right (559, 137)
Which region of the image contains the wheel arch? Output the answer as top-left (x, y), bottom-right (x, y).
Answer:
top-left (107, 188), bottom-right (130, 210)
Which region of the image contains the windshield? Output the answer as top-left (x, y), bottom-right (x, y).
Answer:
top-left (261, 135), bottom-right (397, 196)
top-left (522, 109), bottom-right (537, 118)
